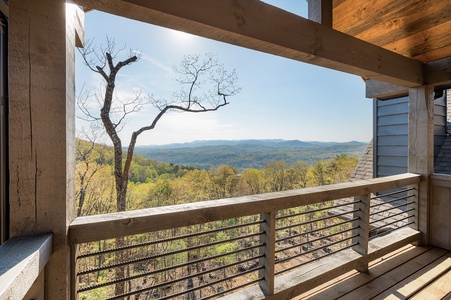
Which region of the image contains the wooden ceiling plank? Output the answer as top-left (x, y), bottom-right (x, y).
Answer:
top-left (354, 3), bottom-right (449, 46)
top-left (335, 0), bottom-right (447, 40)
top-left (352, 1), bottom-right (451, 46)
top-left (333, 0), bottom-right (404, 36)
top-left (384, 21), bottom-right (451, 62)
top-left (74, 0), bottom-right (424, 87)
top-left (332, 0), bottom-right (347, 9)
top-left (333, 0), bottom-right (451, 62)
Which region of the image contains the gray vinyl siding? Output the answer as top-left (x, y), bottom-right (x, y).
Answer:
top-left (434, 96), bottom-right (447, 156)
top-left (374, 93), bottom-right (447, 178)
top-left (375, 97), bottom-right (409, 177)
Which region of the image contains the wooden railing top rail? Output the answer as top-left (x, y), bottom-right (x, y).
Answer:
top-left (69, 173), bottom-right (421, 245)
top-left (0, 233), bottom-right (53, 299)
top-left (430, 173), bottom-right (451, 186)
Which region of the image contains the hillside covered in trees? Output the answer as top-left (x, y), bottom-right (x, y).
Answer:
top-left (132, 140), bottom-right (366, 170)
top-left (76, 138), bottom-right (362, 299)
top-left (77, 138), bottom-right (361, 216)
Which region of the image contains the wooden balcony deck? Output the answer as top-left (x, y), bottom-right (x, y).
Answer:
top-left (295, 244), bottom-right (451, 300)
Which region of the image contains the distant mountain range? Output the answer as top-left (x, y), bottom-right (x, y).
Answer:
top-left (131, 139), bottom-right (368, 170)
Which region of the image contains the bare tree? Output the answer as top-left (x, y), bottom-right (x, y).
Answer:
top-left (75, 125), bottom-right (106, 217)
top-left (78, 37), bottom-right (240, 296)
top-left (78, 38), bottom-right (240, 212)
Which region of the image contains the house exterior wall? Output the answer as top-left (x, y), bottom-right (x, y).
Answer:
top-left (434, 94), bottom-right (447, 155)
top-left (374, 96), bottom-right (409, 177)
top-left (374, 92), bottom-right (448, 177)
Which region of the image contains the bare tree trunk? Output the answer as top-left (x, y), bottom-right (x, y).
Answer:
top-left (115, 237), bottom-right (126, 296)
top-left (77, 187), bottom-right (86, 217)
top-left (78, 45), bottom-right (240, 298)
top-left (115, 190), bottom-right (127, 295)
top-left (186, 234), bottom-right (196, 300)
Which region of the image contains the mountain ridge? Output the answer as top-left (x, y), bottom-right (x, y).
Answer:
top-left (137, 139), bottom-right (366, 149)
top-left (131, 139), bottom-right (368, 170)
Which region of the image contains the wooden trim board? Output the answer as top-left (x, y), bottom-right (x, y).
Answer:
top-left (0, 233), bottom-right (53, 300)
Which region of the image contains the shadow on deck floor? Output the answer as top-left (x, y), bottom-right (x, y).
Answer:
top-left (295, 244), bottom-right (451, 300)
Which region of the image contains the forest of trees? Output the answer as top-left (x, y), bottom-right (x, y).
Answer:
top-left (75, 138), bottom-right (361, 299)
top-left (76, 138), bottom-right (359, 216)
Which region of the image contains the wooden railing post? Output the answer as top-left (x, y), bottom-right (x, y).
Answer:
top-left (259, 212), bottom-right (276, 296)
top-left (352, 194), bottom-right (370, 272)
top-left (409, 182), bottom-right (419, 231)
top-left (71, 244), bottom-right (80, 300)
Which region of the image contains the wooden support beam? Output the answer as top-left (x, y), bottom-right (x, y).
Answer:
top-left (408, 86), bottom-right (434, 245)
top-left (74, 0), bottom-right (428, 87)
top-left (366, 57), bottom-right (451, 99)
top-left (366, 79), bottom-right (408, 99)
top-left (424, 57), bottom-right (451, 88)
top-left (308, 0), bottom-right (332, 27)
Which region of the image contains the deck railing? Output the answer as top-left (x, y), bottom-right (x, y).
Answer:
top-left (0, 233), bottom-right (53, 299)
top-left (430, 174), bottom-right (451, 250)
top-left (69, 173), bottom-right (422, 299)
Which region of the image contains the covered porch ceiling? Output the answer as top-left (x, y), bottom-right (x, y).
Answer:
top-left (74, 0), bottom-right (451, 89)
top-left (334, 0), bottom-right (450, 64)
top-left (333, 0), bottom-right (451, 97)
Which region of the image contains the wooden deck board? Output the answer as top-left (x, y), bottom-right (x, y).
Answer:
top-left (379, 254), bottom-right (451, 299)
top-left (295, 245), bottom-right (416, 299)
top-left (410, 269), bottom-right (451, 300)
top-left (296, 246), bottom-right (451, 300)
top-left (298, 245), bottom-right (431, 300)
top-left (338, 247), bottom-right (448, 300)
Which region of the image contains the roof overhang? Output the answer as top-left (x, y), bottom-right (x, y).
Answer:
top-left (73, 0), bottom-right (451, 90)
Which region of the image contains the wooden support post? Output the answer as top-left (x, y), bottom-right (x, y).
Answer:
top-left (408, 86), bottom-right (434, 245)
top-left (352, 194), bottom-right (370, 272)
top-left (259, 212), bottom-right (275, 296)
top-left (307, 0), bottom-right (333, 27)
top-left (8, 1), bottom-right (78, 298)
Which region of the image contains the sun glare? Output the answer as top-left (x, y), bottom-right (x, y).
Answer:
top-left (169, 29), bottom-right (194, 43)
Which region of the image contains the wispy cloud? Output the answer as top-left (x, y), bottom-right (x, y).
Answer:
top-left (141, 55), bottom-right (174, 75)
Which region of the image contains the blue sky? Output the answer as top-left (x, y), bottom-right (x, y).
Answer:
top-left (75, 1), bottom-right (373, 146)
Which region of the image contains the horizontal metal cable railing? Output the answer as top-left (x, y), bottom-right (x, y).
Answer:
top-left (273, 202), bottom-right (359, 276)
top-left (76, 218), bottom-right (265, 299)
top-left (70, 173), bottom-right (422, 299)
top-left (368, 186), bottom-right (417, 239)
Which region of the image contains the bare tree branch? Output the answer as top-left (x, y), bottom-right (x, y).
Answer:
top-left (78, 37), bottom-right (240, 296)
